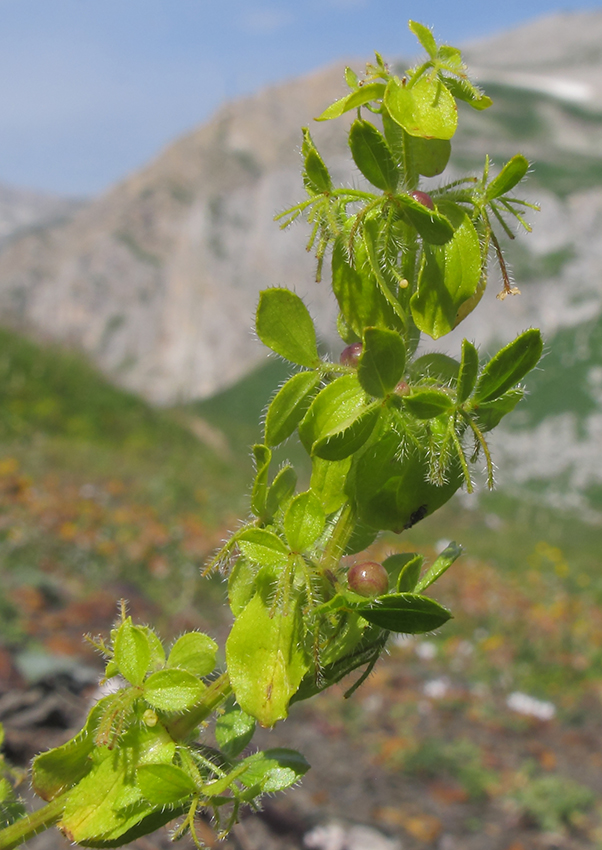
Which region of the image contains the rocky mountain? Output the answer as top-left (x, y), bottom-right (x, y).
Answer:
top-left (0, 9), bottom-right (601, 514)
top-left (0, 183), bottom-right (84, 247)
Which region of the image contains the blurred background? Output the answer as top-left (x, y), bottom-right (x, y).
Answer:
top-left (1, 1), bottom-right (602, 848)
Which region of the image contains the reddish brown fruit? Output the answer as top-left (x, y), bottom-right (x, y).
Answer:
top-left (410, 190), bottom-right (435, 210)
top-left (348, 561), bottom-right (389, 598)
top-left (394, 380), bottom-right (410, 396)
top-left (340, 342), bottom-right (363, 367)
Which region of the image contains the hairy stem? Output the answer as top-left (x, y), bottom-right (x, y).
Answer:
top-left (166, 672), bottom-right (232, 741)
top-left (0, 795), bottom-right (66, 850)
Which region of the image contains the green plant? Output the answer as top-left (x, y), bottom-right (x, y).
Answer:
top-left (402, 738), bottom-right (496, 801)
top-left (512, 768), bottom-right (595, 833)
top-left (0, 21), bottom-right (543, 850)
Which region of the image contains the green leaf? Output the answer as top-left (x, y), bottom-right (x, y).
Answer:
top-left (251, 444), bottom-right (271, 517)
top-left (357, 593), bottom-right (452, 633)
top-left (362, 216), bottom-right (410, 324)
top-left (457, 339), bottom-right (479, 403)
top-left (404, 389), bottom-right (453, 419)
top-left (226, 580), bottom-right (310, 727)
top-left (443, 77), bottom-right (492, 110)
top-left (350, 429), bottom-right (463, 533)
top-left (138, 627), bottom-right (166, 672)
top-left (385, 75), bottom-right (457, 140)
top-left (411, 206), bottom-right (481, 338)
top-left (302, 129), bottom-right (333, 194)
top-left (473, 388), bottom-right (523, 432)
top-left (228, 557), bottom-right (257, 617)
top-left (215, 702), bottom-right (256, 759)
top-left (358, 327), bottom-right (406, 397)
top-left (143, 669), bottom-right (206, 712)
top-left (310, 456), bottom-right (351, 514)
top-left (137, 764), bottom-right (196, 805)
top-left (486, 154), bottom-right (529, 200)
top-left (202, 763), bottom-right (250, 797)
top-left (239, 748), bottom-right (310, 792)
top-left (299, 374), bottom-right (380, 461)
top-left (59, 724), bottom-right (176, 844)
top-left (411, 136), bottom-right (451, 177)
top-left (409, 20), bottom-right (437, 58)
top-left (331, 238), bottom-right (402, 338)
top-left (473, 329), bottom-right (543, 403)
top-left (265, 371), bottom-right (322, 447)
top-left (32, 698), bottom-right (110, 800)
top-left (113, 619), bottom-right (151, 687)
top-left (344, 521), bottom-right (378, 555)
top-left (284, 490), bottom-right (326, 553)
top-left (316, 83), bottom-right (386, 121)
top-left (167, 632), bottom-right (218, 678)
top-left (349, 120), bottom-right (398, 192)
top-left (237, 528), bottom-right (290, 570)
top-left (382, 553), bottom-right (424, 592)
top-left (396, 193), bottom-right (454, 245)
top-left (415, 542), bottom-right (462, 592)
top-left (409, 352), bottom-right (460, 384)
top-left (266, 465), bottom-right (298, 516)
top-left (256, 289), bottom-right (320, 368)
top-left (344, 66), bottom-right (358, 89)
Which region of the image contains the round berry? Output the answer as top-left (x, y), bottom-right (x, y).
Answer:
top-left (410, 190), bottom-right (435, 210)
top-left (348, 561), bottom-right (389, 598)
top-left (340, 342), bottom-right (363, 367)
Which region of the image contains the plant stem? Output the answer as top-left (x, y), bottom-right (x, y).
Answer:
top-left (166, 671), bottom-right (232, 741)
top-left (0, 795), bottom-right (66, 850)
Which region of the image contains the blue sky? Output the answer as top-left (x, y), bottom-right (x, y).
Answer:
top-left (0, 0), bottom-right (599, 196)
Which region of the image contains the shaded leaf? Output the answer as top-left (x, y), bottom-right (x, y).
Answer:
top-left (415, 542), bottom-right (462, 592)
top-left (404, 389), bottom-right (453, 419)
top-left (357, 593), bottom-right (451, 633)
top-left (251, 444), bottom-right (271, 517)
top-left (215, 702), bottom-right (256, 759)
top-left (396, 193), bottom-right (454, 245)
top-left (349, 120), bottom-right (398, 192)
top-left (137, 764), bottom-right (196, 805)
top-left (473, 388), bottom-right (523, 432)
top-left (265, 371), bottom-right (322, 447)
top-left (310, 456), bottom-right (352, 514)
top-left (284, 490), bottom-right (325, 553)
top-left (443, 76), bottom-right (492, 110)
top-left (239, 748), bottom-right (310, 793)
top-left (486, 154), bottom-right (529, 201)
top-left (411, 136), bottom-right (451, 177)
top-left (299, 374), bottom-right (379, 461)
top-left (457, 339), bottom-right (479, 403)
top-left (474, 329), bottom-right (543, 403)
top-left (358, 327), bottom-right (406, 397)
top-left (411, 205), bottom-right (481, 338)
top-left (266, 465), bottom-right (298, 516)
